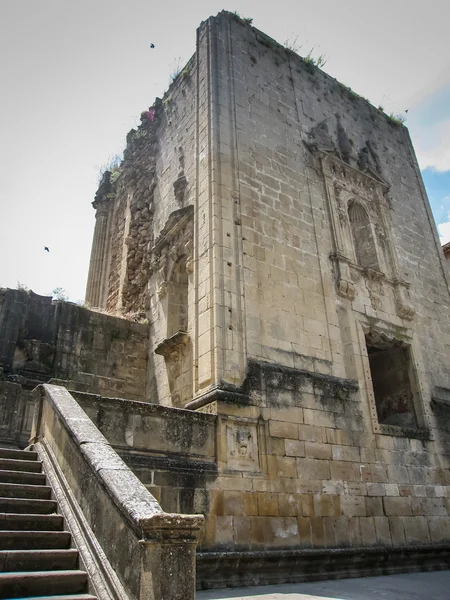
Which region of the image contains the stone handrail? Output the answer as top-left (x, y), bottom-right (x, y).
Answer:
top-left (31, 384), bottom-right (203, 600)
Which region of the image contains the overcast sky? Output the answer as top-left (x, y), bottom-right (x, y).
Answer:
top-left (1, 0), bottom-right (449, 302)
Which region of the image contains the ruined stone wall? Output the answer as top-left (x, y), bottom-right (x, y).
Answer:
top-left (209, 14), bottom-right (450, 386)
top-left (0, 288), bottom-right (149, 445)
top-left (71, 366), bottom-right (450, 553)
top-left (86, 55), bottom-right (199, 406)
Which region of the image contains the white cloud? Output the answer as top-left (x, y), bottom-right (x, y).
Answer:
top-left (438, 219), bottom-right (450, 245)
top-left (412, 119), bottom-right (450, 173)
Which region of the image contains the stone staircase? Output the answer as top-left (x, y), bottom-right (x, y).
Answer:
top-left (0, 446), bottom-right (96, 599)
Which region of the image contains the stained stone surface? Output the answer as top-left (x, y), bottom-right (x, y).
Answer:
top-left (81, 11), bottom-right (450, 561)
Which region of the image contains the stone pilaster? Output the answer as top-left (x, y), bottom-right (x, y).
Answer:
top-left (85, 197), bottom-right (111, 307)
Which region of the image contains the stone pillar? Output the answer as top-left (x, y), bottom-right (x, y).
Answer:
top-left (85, 198), bottom-right (110, 307)
top-left (139, 520), bottom-right (201, 600)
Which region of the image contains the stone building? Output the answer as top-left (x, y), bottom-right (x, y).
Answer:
top-left (3, 11), bottom-right (450, 593)
top-left (82, 13), bottom-right (450, 580)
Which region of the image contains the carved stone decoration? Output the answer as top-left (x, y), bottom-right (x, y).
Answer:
top-left (337, 278), bottom-right (356, 300)
top-left (319, 145), bottom-right (415, 321)
top-left (226, 422), bottom-right (260, 472)
top-left (306, 119), bottom-right (336, 153)
top-left (155, 331), bottom-right (193, 408)
top-left (396, 301), bottom-right (416, 320)
top-left (364, 270), bottom-right (384, 310)
top-left (333, 183), bottom-right (350, 224)
top-left (358, 140), bottom-right (382, 175)
top-left (394, 281), bottom-right (416, 321)
top-left (154, 331), bottom-right (190, 358)
top-left (152, 207), bottom-right (194, 407)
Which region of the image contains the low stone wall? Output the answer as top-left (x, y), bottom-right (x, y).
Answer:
top-left (0, 288), bottom-right (149, 446)
top-left (73, 392), bottom-right (217, 517)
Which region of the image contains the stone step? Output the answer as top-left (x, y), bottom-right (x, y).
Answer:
top-left (16, 596), bottom-right (97, 600)
top-left (0, 447), bottom-right (38, 461)
top-left (0, 530), bottom-right (71, 550)
top-left (0, 570), bottom-right (88, 597)
top-left (0, 482), bottom-right (52, 499)
top-left (0, 457), bottom-right (43, 473)
top-left (0, 512), bottom-right (64, 531)
top-left (0, 469), bottom-right (46, 485)
top-left (0, 548), bottom-right (79, 571)
top-left (0, 496), bottom-right (57, 514)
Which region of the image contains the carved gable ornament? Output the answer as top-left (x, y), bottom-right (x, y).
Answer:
top-left (312, 142), bottom-right (415, 321)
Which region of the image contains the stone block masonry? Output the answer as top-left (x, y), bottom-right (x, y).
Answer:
top-left (79, 8), bottom-right (450, 586)
top-left (82, 11), bottom-right (450, 558)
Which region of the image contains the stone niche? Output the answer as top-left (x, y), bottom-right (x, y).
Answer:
top-left (151, 206), bottom-right (194, 407)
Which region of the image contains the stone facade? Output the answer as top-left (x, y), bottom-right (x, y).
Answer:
top-left (0, 9), bottom-right (444, 589)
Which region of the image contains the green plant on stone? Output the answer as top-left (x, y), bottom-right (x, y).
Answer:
top-left (387, 112), bottom-right (406, 126)
top-left (98, 153), bottom-right (123, 184)
top-left (346, 86), bottom-right (360, 101)
top-left (304, 49), bottom-right (327, 69)
top-left (16, 281), bottom-right (29, 292)
top-left (169, 57), bottom-right (183, 84)
top-left (230, 11), bottom-right (253, 25)
top-left (110, 168), bottom-right (121, 184)
top-left (284, 35), bottom-right (301, 54)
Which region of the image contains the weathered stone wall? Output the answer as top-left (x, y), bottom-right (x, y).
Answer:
top-left (183, 13), bottom-right (450, 550)
top-left (0, 288), bottom-right (149, 445)
top-left (82, 11), bottom-right (450, 556)
top-left (71, 366), bottom-right (450, 553)
top-left (73, 392), bottom-right (217, 532)
top-left (85, 56), bottom-right (199, 407)
top-left (444, 242), bottom-right (450, 273)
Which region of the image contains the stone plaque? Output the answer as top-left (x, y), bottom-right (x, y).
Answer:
top-left (226, 422), bottom-right (259, 472)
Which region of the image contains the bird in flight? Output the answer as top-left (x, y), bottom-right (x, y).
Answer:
top-left (44, 247), bottom-right (50, 252)
top-left (150, 43), bottom-right (155, 48)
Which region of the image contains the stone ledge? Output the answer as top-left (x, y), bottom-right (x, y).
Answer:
top-left (378, 423), bottom-right (431, 440)
top-left (196, 544), bottom-right (450, 590)
top-left (186, 386), bottom-right (251, 411)
top-left (154, 331), bottom-right (190, 357)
